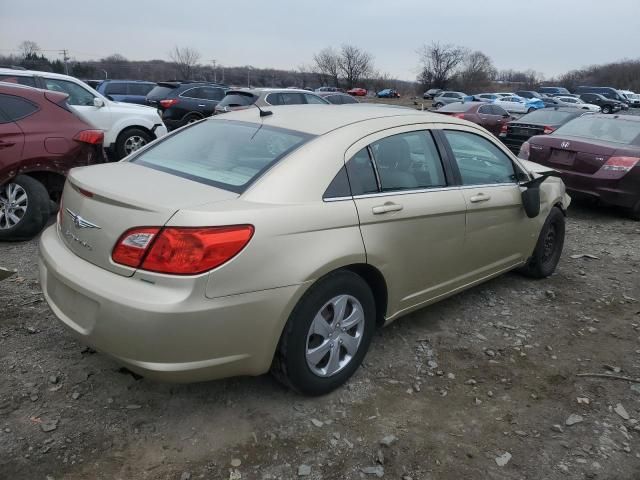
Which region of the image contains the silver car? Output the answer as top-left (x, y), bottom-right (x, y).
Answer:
top-left (39, 105), bottom-right (570, 395)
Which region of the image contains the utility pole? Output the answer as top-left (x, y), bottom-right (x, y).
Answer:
top-left (211, 59), bottom-right (217, 83)
top-left (247, 66), bottom-right (251, 87)
top-left (60, 49), bottom-right (70, 75)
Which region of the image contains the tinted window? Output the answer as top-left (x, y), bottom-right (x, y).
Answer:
top-left (553, 116), bottom-right (640, 145)
top-left (345, 148), bottom-right (378, 196)
top-left (129, 83), bottom-right (155, 96)
top-left (444, 130), bottom-right (516, 185)
top-left (201, 87), bottom-right (224, 101)
top-left (218, 93), bottom-right (257, 108)
top-left (324, 94), bottom-right (342, 104)
top-left (147, 85), bottom-right (175, 99)
top-left (0, 75), bottom-right (37, 87)
top-left (323, 166), bottom-right (351, 199)
top-left (181, 87), bottom-right (205, 99)
top-left (132, 120), bottom-right (312, 192)
top-left (0, 94), bottom-right (39, 122)
top-left (371, 131), bottom-right (446, 191)
top-left (478, 105), bottom-right (492, 115)
top-left (340, 95), bottom-right (357, 104)
top-left (305, 93), bottom-right (328, 104)
top-left (104, 82), bottom-right (128, 95)
top-left (43, 78), bottom-right (94, 106)
top-left (490, 105), bottom-right (508, 116)
top-left (281, 93), bottom-right (305, 105)
top-left (266, 93), bottom-right (283, 105)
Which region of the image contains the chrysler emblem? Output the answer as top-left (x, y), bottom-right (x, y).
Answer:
top-left (66, 209), bottom-right (101, 229)
top-left (560, 141), bottom-right (570, 149)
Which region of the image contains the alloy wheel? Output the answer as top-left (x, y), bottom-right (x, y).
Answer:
top-left (305, 294), bottom-right (365, 377)
top-left (0, 183), bottom-right (28, 229)
top-left (123, 135), bottom-right (147, 155)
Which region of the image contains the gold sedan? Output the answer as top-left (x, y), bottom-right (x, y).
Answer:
top-left (39, 105), bottom-right (570, 395)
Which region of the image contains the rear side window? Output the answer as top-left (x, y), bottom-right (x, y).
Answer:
top-left (0, 75), bottom-right (37, 87)
top-left (323, 166), bottom-right (351, 199)
top-left (218, 93), bottom-right (257, 108)
top-left (104, 82), bottom-right (128, 95)
top-left (371, 131), bottom-right (446, 191)
top-left (43, 78), bottom-right (94, 106)
top-left (345, 148), bottom-right (378, 196)
top-left (265, 93), bottom-right (283, 105)
top-left (281, 93), bottom-right (305, 105)
top-left (324, 95), bottom-right (342, 104)
top-left (444, 130), bottom-right (516, 185)
top-left (490, 105), bottom-right (508, 116)
top-left (341, 95), bottom-right (357, 104)
top-left (305, 93), bottom-right (327, 104)
top-left (201, 87), bottom-right (225, 101)
top-left (131, 120), bottom-right (313, 193)
top-left (0, 94), bottom-right (39, 122)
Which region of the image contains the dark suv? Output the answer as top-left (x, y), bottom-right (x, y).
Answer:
top-left (578, 93), bottom-right (624, 114)
top-left (146, 82), bottom-right (228, 130)
top-left (96, 80), bottom-right (156, 105)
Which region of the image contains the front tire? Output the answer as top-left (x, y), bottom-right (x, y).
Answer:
top-left (271, 270), bottom-right (376, 396)
top-left (519, 207), bottom-right (565, 278)
top-left (115, 128), bottom-right (152, 159)
top-left (434, 102), bottom-right (444, 109)
top-left (0, 175), bottom-right (50, 241)
top-left (601, 105), bottom-right (612, 114)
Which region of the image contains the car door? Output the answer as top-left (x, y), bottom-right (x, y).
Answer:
top-left (41, 77), bottom-right (111, 131)
top-left (0, 96), bottom-right (26, 184)
top-left (346, 127), bottom-right (467, 316)
top-left (440, 128), bottom-right (538, 280)
top-left (200, 87), bottom-right (225, 115)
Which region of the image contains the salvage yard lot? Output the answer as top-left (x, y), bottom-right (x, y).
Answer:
top-left (1, 201), bottom-right (639, 479)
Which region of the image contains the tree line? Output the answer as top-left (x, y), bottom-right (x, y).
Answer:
top-left (3, 40), bottom-right (640, 95)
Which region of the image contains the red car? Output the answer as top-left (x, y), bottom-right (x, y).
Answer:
top-left (436, 101), bottom-right (511, 136)
top-left (347, 87), bottom-right (367, 96)
top-left (520, 114), bottom-right (640, 219)
top-left (0, 83), bottom-right (105, 240)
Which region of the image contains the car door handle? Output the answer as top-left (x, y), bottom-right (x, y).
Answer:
top-left (469, 193), bottom-right (491, 203)
top-left (198, 104), bottom-right (206, 107)
top-left (372, 202), bottom-right (403, 214)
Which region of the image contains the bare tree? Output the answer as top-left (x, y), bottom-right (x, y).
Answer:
top-left (457, 51), bottom-right (497, 92)
top-left (417, 42), bottom-right (467, 89)
top-left (337, 44), bottom-right (374, 89)
top-left (102, 53), bottom-right (128, 63)
top-left (313, 47), bottom-right (340, 87)
top-left (169, 46), bottom-right (201, 80)
top-left (18, 40), bottom-right (40, 59)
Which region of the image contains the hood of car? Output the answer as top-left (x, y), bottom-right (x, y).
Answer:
top-left (107, 99), bottom-right (161, 114)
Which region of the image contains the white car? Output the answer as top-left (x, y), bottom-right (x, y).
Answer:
top-left (620, 90), bottom-right (640, 107)
top-left (554, 96), bottom-right (601, 112)
top-left (495, 92), bottom-right (515, 98)
top-left (493, 96), bottom-right (541, 114)
top-left (0, 68), bottom-right (167, 159)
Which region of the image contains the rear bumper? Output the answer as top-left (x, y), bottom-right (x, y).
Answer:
top-left (38, 225), bottom-right (308, 382)
top-left (556, 169), bottom-right (639, 209)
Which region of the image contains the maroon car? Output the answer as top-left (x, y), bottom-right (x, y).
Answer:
top-left (436, 101), bottom-right (511, 136)
top-left (0, 82), bottom-right (105, 240)
top-left (519, 114), bottom-right (640, 219)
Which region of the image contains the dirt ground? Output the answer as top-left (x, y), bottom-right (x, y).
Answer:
top-left (1, 197), bottom-right (640, 480)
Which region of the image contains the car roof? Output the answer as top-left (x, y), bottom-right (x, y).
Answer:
top-left (0, 67), bottom-right (82, 81)
top-left (102, 79), bottom-right (155, 83)
top-left (211, 104), bottom-right (466, 135)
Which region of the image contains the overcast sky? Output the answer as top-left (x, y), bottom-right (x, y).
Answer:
top-left (2, 0), bottom-right (639, 81)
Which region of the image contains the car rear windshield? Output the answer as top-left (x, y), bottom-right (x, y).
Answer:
top-left (217, 92), bottom-right (257, 108)
top-left (518, 110), bottom-right (577, 124)
top-left (553, 116), bottom-right (640, 145)
top-left (146, 85), bottom-right (175, 99)
top-left (438, 102), bottom-right (475, 112)
top-left (130, 119), bottom-right (314, 193)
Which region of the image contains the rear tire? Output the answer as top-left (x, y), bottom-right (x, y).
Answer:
top-left (271, 270), bottom-right (376, 396)
top-left (519, 207), bottom-right (565, 279)
top-left (527, 107), bottom-right (534, 113)
top-left (115, 128), bottom-right (152, 159)
top-left (183, 113), bottom-right (204, 126)
top-left (0, 175), bottom-right (50, 241)
top-left (434, 102), bottom-right (444, 109)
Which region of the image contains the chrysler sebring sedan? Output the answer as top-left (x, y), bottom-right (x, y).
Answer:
top-left (39, 105), bottom-right (570, 395)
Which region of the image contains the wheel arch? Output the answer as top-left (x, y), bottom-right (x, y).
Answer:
top-left (334, 263), bottom-right (389, 327)
top-left (20, 170), bottom-right (66, 202)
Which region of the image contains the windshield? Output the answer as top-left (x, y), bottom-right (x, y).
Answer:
top-left (553, 116), bottom-right (640, 145)
top-left (518, 110), bottom-right (577, 124)
top-left (131, 119), bottom-right (313, 192)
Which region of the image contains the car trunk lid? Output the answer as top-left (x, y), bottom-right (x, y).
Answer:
top-left (528, 136), bottom-right (622, 174)
top-left (58, 162), bottom-right (238, 276)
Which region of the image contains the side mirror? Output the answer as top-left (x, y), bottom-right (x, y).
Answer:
top-left (93, 97), bottom-right (105, 108)
top-left (520, 171), bottom-right (561, 218)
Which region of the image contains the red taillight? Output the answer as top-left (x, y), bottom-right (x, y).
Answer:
top-left (112, 228), bottom-right (161, 268)
top-left (518, 141), bottom-right (530, 160)
top-left (74, 130), bottom-right (104, 145)
top-left (159, 99), bottom-right (179, 109)
top-left (451, 113), bottom-right (466, 119)
top-left (543, 126), bottom-right (556, 135)
top-left (601, 156), bottom-right (640, 172)
top-left (78, 188), bottom-right (94, 198)
top-left (500, 124), bottom-right (508, 136)
top-left (112, 225), bottom-right (254, 275)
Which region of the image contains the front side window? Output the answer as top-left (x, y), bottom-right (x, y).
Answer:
top-left (131, 120), bottom-right (313, 193)
top-left (280, 93), bottom-right (305, 105)
top-left (371, 131), bottom-right (446, 191)
top-left (444, 130), bottom-right (517, 185)
top-left (181, 87), bottom-right (204, 99)
top-left (43, 78), bottom-right (95, 106)
top-left (0, 94), bottom-right (39, 122)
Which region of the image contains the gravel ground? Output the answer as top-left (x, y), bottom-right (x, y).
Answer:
top-left (1, 199), bottom-right (640, 480)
